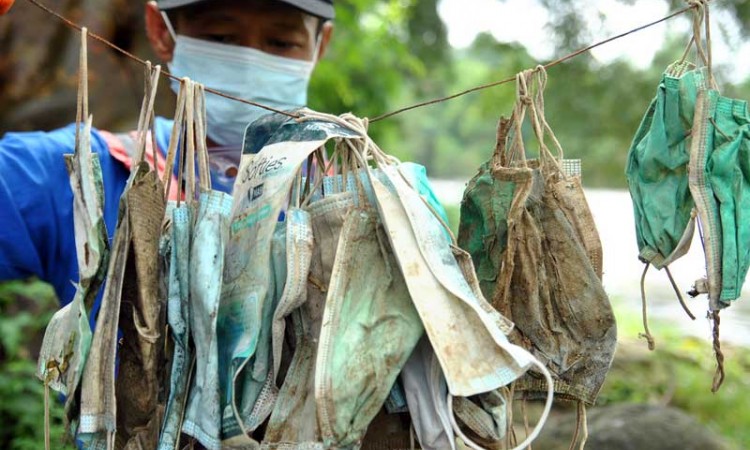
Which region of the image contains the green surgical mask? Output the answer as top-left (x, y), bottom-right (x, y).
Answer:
top-left (626, 62), bottom-right (707, 269)
top-left (689, 87), bottom-right (750, 307)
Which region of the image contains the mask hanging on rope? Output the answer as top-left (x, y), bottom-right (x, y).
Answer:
top-left (37, 28), bottom-right (109, 442)
top-left (157, 78), bottom-right (197, 450)
top-left (481, 68), bottom-right (616, 450)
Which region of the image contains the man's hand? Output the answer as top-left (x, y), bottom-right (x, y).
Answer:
top-left (0, 0), bottom-right (14, 15)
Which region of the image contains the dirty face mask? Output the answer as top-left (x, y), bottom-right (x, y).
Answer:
top-left (115, 166), bottom-right (168, 449)
top-left (363, 132), bottom-right (554, 450)
top-left (626, 61), bottom-right (707, 270)
top-left (452, 390), bottom-right (507, 449)
top-left (38, 31), bottom-right (109, 439)
top-left (690, 88), bottom-right (750, 308)
top-left (157, 78), bottom-right (201, 450)
top-left (263, 191), bottom-right (355, 448)
top-left (481, 69), bottom-right (616, 450)
top-left (112, 65), bottom-right (171, 449)
top-left (158, 204), bottom-right (194, 450)
top-left (179, 83), bottom-right (235, 450)
top-left (270, 209), bottom-right (311, 385)
top-left (371, 169), bottom-right (531, 396)
top-left (233, 219), bottom-right (288, 434)
top-left (181, 189), bottom-right (233, 450)
top-left (77, 61), bottom-right (165, 449)
top-left (314, 204), bottom-right (424, 448)
top-left (218, 112), bottom-right (358, 447)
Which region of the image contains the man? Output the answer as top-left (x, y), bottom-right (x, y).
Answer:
top-left (0, 0), bottom-right (334, 310)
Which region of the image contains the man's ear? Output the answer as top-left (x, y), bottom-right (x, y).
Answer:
top-left (316, 21), bottom-right (334, 61)
top-left (145, 1), bottom-right (175, 62)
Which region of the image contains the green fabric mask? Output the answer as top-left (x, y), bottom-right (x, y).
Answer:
top-left (626, 62), bottom-right (707, 269)
top-left (689, 88), bottom-right (750, 308)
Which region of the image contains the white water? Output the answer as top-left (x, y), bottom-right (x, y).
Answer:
top-left (432, 180), bottom-right (750, 346)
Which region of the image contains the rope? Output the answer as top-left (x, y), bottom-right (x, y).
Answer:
top-left (20, 0), bottom-right (697, 123)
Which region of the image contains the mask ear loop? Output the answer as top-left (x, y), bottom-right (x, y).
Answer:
top-left (491, 116), bottom-right (513, 169)
top-left (74, 27), bottom-right (89, 156)
top-left (194, 83), bottom-right (211, 193)
top-left (448, 350), bottom-right (555, 450)
top-left (336, 113), bottom-right (456, 243)
top-left (522, 67), bottom-right (561, 179)
top-left (299, 142), bottom-right (343, 208)
top-left (164, 78), bottom-right (188, 202)
top-left (530, 66), bottom-right (565, 177)
top-left (680, 1), bottom-right (718, 90)
top-left (133, 63), bottom-right (162, 167)
top-left (160, 9), bottom-right (178, 44)
top-left (504, 71), bottom-right (531, 168)
top-left (183, 79), bottom-right (197, 203)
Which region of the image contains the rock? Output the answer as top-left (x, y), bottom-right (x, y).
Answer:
top-left (531, 403), bottom-right (729, 450)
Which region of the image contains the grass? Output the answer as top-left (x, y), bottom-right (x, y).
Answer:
top-left (599, 300), bottom-right (750, 450)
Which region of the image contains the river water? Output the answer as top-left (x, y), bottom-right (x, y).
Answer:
top-left (431, 180), bottom-right (750, 346)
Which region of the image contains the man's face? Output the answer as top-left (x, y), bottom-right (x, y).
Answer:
top-left (145, 0), bottom-right (332, 63)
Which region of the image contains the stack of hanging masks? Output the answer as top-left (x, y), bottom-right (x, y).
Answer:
top-left (37, 25), bottom-right (227, 448)
top-left (39, 26), bottom-right (556, 450)
top-left (625, 2), bottom-right (748, 391)
top-left (458, 67), bottom-right (617, 450)
top-left (37, 30), bottom-right (169, 449)
top-left (210, 108), bottom-right (555, 450)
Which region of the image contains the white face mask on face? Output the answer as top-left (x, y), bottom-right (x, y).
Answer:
top-left (163, 13), bottom-right (318, 148)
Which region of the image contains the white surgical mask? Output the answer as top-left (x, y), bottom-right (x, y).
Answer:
top-left (164, 15), bottom-right (317, 147)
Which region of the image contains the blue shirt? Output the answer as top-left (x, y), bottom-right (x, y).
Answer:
top-left (0, 118), bottom-right (174, 309)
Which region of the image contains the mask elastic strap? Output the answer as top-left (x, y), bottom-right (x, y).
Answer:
top-left (161, 10), bottom-right (178, 44)
top-left (311, 33), bottom-right (324, 65)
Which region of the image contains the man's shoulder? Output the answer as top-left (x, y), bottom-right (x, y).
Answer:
top-left (0, 123), bottom-right (111, 161)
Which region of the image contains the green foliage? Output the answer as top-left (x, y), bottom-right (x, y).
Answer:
top-left (442, 202), bottom-right (460, 236)
top-left (309, 0), bottom-right (750, 188)
top-left (0, 280), bottom-right (75, 450)
top-left (599, 304), bottom-right (750, 450)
